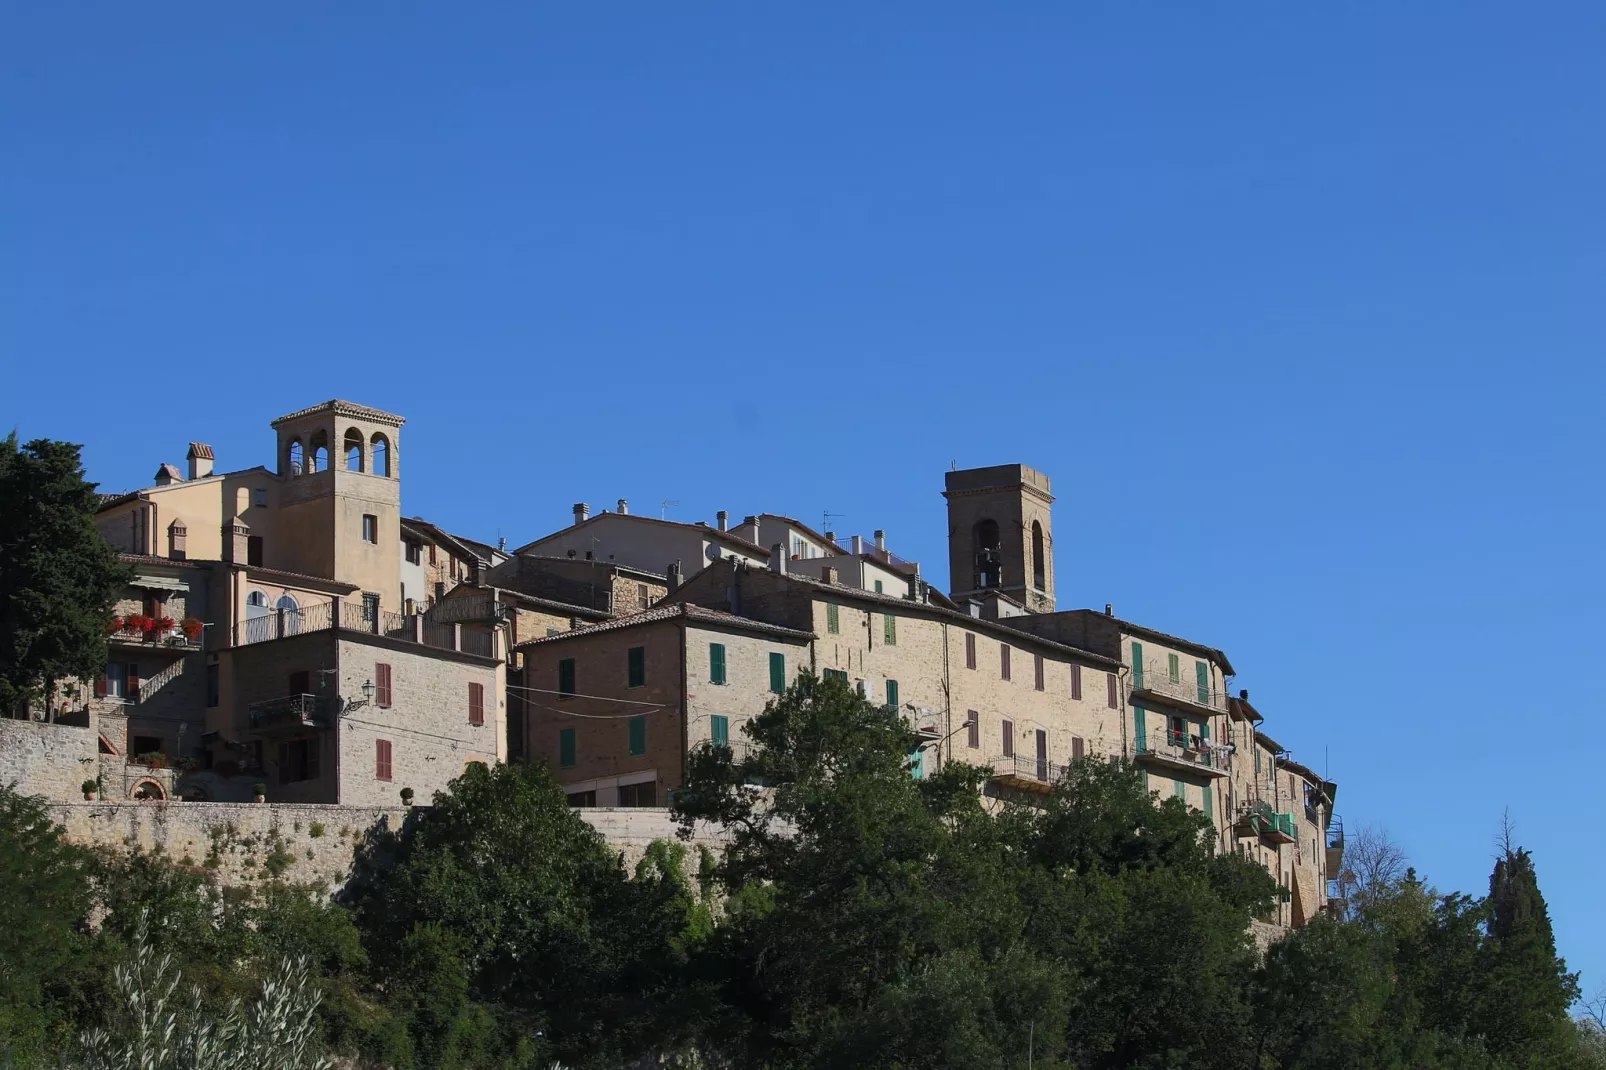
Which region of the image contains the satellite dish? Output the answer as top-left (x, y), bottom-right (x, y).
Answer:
top-left (706, 545), bottom-right (721, 561)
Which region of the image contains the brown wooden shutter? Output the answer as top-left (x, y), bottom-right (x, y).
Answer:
top-left (1034, 653), bottom-right (1045, 691)
top-left (1105, 672), bottom-right (1117, 709)
top-left (1072, 735), bottom-right (1085, 760)
top-left (468, 682), bottom-right (484, 726)
top-left (1071, 664), bottom-right (1082, 700)
top-left (94, 675), bottom-right (107, 699)
top-left (1000, 645), bottom-right (1011, 681)
top-left (375, 663), bottom-right (392, 707)
top-left (965, 633), bottom-right (976, 669)
top-left (967, 710), bottom-right (979, 749)
top-left (1002, 719), bottom-right (1014, 757)
top-left (376, 739), bottom-right (392, 780)
top-left (126, 664), bottom-right (140, 701)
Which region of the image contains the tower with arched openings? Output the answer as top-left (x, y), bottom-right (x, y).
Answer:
top-left (942, 463), bottom-right (1056, 614)
top-left (270, 400), bottom-right (405, 612)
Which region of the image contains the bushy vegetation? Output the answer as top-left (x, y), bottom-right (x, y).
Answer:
top-left (0, 674), bottom-right (1596, 1068)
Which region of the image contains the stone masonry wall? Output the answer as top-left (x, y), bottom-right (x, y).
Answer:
top-left (1, 718), bottom-right (99, 801)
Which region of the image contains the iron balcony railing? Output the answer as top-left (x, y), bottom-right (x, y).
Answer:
top-left (246, 693), bottom-right (329, 730)
top-left (235, 600), bottom-right (498, 659)
top-left (426, 597), bottom-right (505, 623)
top-left (1235, 801), bottom-right (1298, 843)
top-left (989, 753), bottom-right (1073, 787)
top-left (1128, 661), bottom-right (1228, 713)
top-left (1135, 730), bottom-right (1227, 772)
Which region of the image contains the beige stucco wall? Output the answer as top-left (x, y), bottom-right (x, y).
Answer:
top-left (684, 623), bottom-right (808, 752)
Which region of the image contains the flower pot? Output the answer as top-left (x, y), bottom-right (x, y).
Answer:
top-left (83, 792), bottom-right (96, 801)
top-left (253, 794), bottom-right (266, 803)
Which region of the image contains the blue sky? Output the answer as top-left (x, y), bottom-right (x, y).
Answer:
top-left (5, 4), bottom-right (1603, 992)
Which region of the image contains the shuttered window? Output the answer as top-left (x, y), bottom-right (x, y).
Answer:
top-left (289, 670), bottom-right (309, 697)
top-left (965, 633), bottom-right (977, 669)
top-left (1134, 706), bottom-right (1147, 751)
top-left (883, 614), bottom-right (897, 645)
top-left (1001, 719), bottom-right (1014, 758)
top-left (127, 664), bottom-right (142, 702)
top-left (825, 668), bottom-right (848, 685)
top-left (1072, 735), bottom-right (1085, 760)
top-left (559, 727), bottom-right (576, 767)
top-left (558, 658), bottom-right (576, 698)
top-left (627, 646), bottom-right (646, 688)
top-left (827, 603), bottom-right (840, 634)
top-left (1034, 653), bottom-right (1045, 691)
top-left (967, 710), bottom-right (979, 749)
top-left (628, 715), bottom-right (647, 756)
top-left (1071, 663), bottom-right (1082, 700)
top-left (468, 682), bottom-right (484, 726)
top-left (375, 663), bottom-right (392, 707)
top-left (1202, 785), bottom-right (1213, 822)
top-left (709, 643), bottom-right (727, 685)
top-left (1000, 645), bottom-right (1011, 681)
top-left (1196, 661), bottom-right (1210, 705)
top-left (885, 679), bottom-right (900, 710)
top-left (1131, 642), bottom-right (1144, 690)
top-left (769, 652), bottom-right (785, 693)
top-left (375, 739), bottom-right (392, 781)
top-left (1169, 652), bottom-right (1180, 684)
top-left (1174, 779), bottom-right (1186, 802)
top-left (1105, 672), bottom-right (1118, 709)
top-left (711, 714), bottom-right (729, 747)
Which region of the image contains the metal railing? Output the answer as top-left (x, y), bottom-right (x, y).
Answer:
top-left (233, 600), bottom-right (498, 660)
top-left (427, 597), bottom-right (502, 623)
top-left (1135, 730), bottom-right (1225, 771)
top-left (459, 630), bottom-right (494, 658)
top-left (1128, 662), bottom-right (1228, 712)
top-left (989, 753), bottom-right (1072, 786)
top-left (1326, 814), bottom-right (1345, 851)
top-left (247, 693), bottom-right (328, 729)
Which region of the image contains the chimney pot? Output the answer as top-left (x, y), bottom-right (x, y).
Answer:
top-left (717, 510), bottom-right (729, 531)
top-left (573, 502), bottom-right (590, 525)
top-left (822, 566), bottom-right (839, 585)
top-left (1240, 689), bottom-right (1249, 700)
top-left (874, 529), bottom-right (886, 551)
top-left (617, 499), bottom-right (629, 515)
top-left (769, 543), bottom-right (787, 575)
top-left (186, 443), bottom-right (214, 480)
top-left (851, 535), bottom-right (865, 556)
top-left (667, 561), bottom-right (683, 593)
top-left (1104, 603), bottom-right (1113, 616)
top-left (824, 530), bottom-right (835, 544)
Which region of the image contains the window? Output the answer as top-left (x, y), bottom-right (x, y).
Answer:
top-left (1105, 672), bottom-right (1118, 709)
top-left (1175, 779), bottom-right (1186, 802)
top-left (1002, 720), bottom-right (1014, 758)
top-left (100, 662), bottom-right (129, 700)
top-left (375, 663), bottom-right (392, 707)
top-left (709, 643), bottom-right (727, 685)
top-left (883, 613), bottom-right (897, 645)
top-left (618, 780), bottom-right (656, 807)
top-left (362, 514), bottom-right (378, 544)
top-left (711, 714), bottom-right (729, 747)
top-left (768, 652), bottom-right (785, 693)
top-left (277, 594), bottom-right (302, 635)
top-left (966, 710), bottom-right (979, 749)
top-left (1031, 521), bottom-right (1046, 590)
top-left (468, 682), bottom-right (484, 726)
top-left (637, 583), bottom-right (649, 607)
top-left (206, 663), bottom-right (219, 707)
top-left (247, 536), bottom-right (264, 566)
top-left (885, 679), bottom-right (900, 710)
top-left (824, 669), bottom-right (848, 685)
top-left (1196, 661), bottom-right (1210, 705)
top-left (559, 727), bottom-right (576, 767)
top-left (1072, 735), bottom-right (1085, 760)
top-left (567, 789), bottom-right (595, 807)
top-left (405, 541), bottom-right (422, 565)
top-left (1131, 641), bottom-right (1144, 690)
top-left (558, 658), bottom-right (576, 698)
top-left (371, 434), bottom-right (391, 477)
top-left (1000, 644), bottom-right (1011, 681)
top-left (1034, 729), bottom-right (1048, 779)
top-left (362, 593), bottom-right (380, 628)
top-left (1168, 653), bottom-right (1180, 684)
top-left (1202, 786), bottom-right (1213, 822)
top-left (964, 633), bottom-right (977, 669)
top-left (627, 646), bottom-right (646, 688)
top-left (874, 580), bottom-right (883, 594)
top-left (1134, 707), bottom-right (1147, 752)
top-left (278, 738), bottom-right (320, 783)
top-left (1071, 664), bottom-right (1082, 700)
top-left (287, 440), bottom-right (304, 475)
top-left (309, 432), bottom-right (328, 473)
top-left (253, 487), bottom-right (267, 508)
top-left (827, 603), bottom-right (840, 634)
top-left (1034, 653), bottom-right (1045, 691)
top-left (1255, 748), bottom-right (1262, 774)
top-left (344, 428), bottom-right (364, 471)
top-left (289, 670), bottom-right (310, 696)
top-left (547, 628), bottom-right (560, 637)
top-left (428, 543), bottom-right (437, 565)
top-left (628, 715), bottom-right (646, 756)
top-left (375, 739), bottom-right (393, 781)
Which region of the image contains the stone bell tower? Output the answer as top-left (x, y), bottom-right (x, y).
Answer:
top-left (269, 400), bottom-right (405, 612)
top-left (943, 463), bottom-right (1055, 614)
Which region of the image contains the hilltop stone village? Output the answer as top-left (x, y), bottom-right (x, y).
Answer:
top-left (1, 398), bottom-right (1343, 928)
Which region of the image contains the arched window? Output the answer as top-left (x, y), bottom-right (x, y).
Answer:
top-left (344, 429), bottom-right (364, 471)
top-left (277, 593), bottom-right (302, 635)
top-left (287, 440), bottom-right (304, 476)
top-left (308, 431), bottom-right (329, 474)
top-left (973, 519), bottom-right (1002, 589)
top-left (1031, 521), bottom-right (1046, 591)
top-left (247, 590), bottom-right (269, 613)
top-left (370, 433), bottom-right (390, 477)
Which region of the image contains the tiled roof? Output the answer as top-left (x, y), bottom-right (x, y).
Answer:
top-left (116, 553), bottom-right (204, 570)
top-left (186, 442), bottom-right (214, 459)
top-left (510, 553), bottom-right (669, 582)
top-left (512, 511), bottom-right (771, 558)
top-left (1105, 615), bottom-right (1235, 676)
top-left (513, 602), bottom-right (814, 649)
top-left (270, 399), bottom-right (405, 428)
top-left (746, 514), bottom-right (850, 555)
top-left (155, 464), bottom-right (183, 481)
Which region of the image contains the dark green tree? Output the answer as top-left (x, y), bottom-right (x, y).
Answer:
top-left (0, 434), bottom-right (127, 716)
top-left (1479, 844), bottom-right (1581, 1062)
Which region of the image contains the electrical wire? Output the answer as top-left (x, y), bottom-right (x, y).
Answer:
top-left (504, 682), bottom-right (667, 707)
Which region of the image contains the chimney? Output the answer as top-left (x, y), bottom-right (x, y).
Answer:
top-left (1239, 689), bottom-right (1249, 701)
top-left (769, 543), bottom-right (787, 575)
top-left (822, 566), bottom-right (839, 585)
top-left (667, 561), bottom-right (682, 593)
top-left (154, 464), bottom-right (182, 486)
top-left (1104, 603), bottom-right (1114, 616)
top-left (572, 502), bottom-right (589, 525)
top-left (717, 511), bottom-right (730, 531)
top-left (616, 499), bottom-right (629, 515)
top-left (851, 535), bottom-right (864, 556)
top-left (874, 529), bottom-right (886, 552)
top-left (222, 521), bottom-right (250, 564)
top-left (497, 537), bottom-right (506, 552)
top-left (186, 443), bottom-right (214, 480)
top-left (824, 530), bottom-right (835, 544)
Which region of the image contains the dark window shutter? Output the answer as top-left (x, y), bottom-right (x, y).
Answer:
top-left (375, 663), bottom-right (392, 707)
top-left (1196, 660), bottom-right (1210, 705)
top-left (967, 710), bottom-right (979, 749)
top-left (1072, 735), bottom-right (1085, 760)
top-left (627, 646), bottom-right (646, 688)
top-left (711, 714), bottom-right (729, 746)
top-left (559, 727), bottom-right (576, 767)
top-left (289, 670), bottom-right (309, 696)
top-left (628, 715), bottom-right (646, 756)
top-left (1002, 719), bottom-right (1014, 758)
top-left (1071, 664), bottom-right (1082, 700)
top-left (375, 739), bottom-right (392, 780)
top-left (886, 679), bottom-right (899, 710)
top-left (710, 643), bottom-right (726, 684)
top-left (1130, 641), bottom-right (1144, 690)
top-left (965, 633), bottom-right (977, 669)
top-left (1034, 653), bottom-right (1045, 691)
top-left (127, 664), bottom-right (141, 701)
top-left (769, 652), bottom-right (785, 693)
top-left (1106, 672), bottom-right (1117, 709)
top-left (468, 682), bottom-right (484, 725)
top-left (1000, 645), bottom-right (1011, 681)
top-left (558, 658), bottom-right (576, 697)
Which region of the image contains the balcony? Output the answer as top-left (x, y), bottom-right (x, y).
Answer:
top-left (988, 754), bottom-right (1070, 795)
top-left (247, 693), bottom-right (331, 735)
top-left (108, 630), bottom-right (201, 655)
top-left (1232, 801), bottom-right (1295, 843)
top-left (1134, 731), bottom-right (1228, 779)
top-left (1128, 663), bottom-right (1227, 716)
top-left (235, 600), bottom-right (498, 659)
top-left (1325, 815), bottom-right (1345, 873)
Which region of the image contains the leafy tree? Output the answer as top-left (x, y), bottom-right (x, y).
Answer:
top-left (1479, 844), bottom-right (1581, 1063)
top-left (0, 434), bottom-right (128, 716)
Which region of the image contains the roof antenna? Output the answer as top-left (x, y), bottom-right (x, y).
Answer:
top-left (659, 499), bottom-right (681, 520)
top-left (951, 460), bottom-right (958, 471)
top-left (822, 510), bottom-right (846, 535)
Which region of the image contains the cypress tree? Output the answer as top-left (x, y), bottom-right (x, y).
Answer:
top-left (1479, 845), bottom-right (1580, 1058)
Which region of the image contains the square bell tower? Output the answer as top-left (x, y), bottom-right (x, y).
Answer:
top-left (943, 463), bottom-right (1055, 613)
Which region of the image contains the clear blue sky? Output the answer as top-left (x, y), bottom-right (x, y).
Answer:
top-left (5, 4), bottom-right (1602, 993)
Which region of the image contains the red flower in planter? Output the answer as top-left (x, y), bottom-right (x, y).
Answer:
top-left (152, 616), bottom-right (176, 634)
top-left (123, 614), bottom-right (153, 633)
top-left (106, 617), bottom-right (124, 635)
top-left (180, 617), bottom-right (204, 639)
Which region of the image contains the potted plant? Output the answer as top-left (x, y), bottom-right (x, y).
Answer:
top-left (252, 782), bottom-right (267, 803)
top-left (123, 613), bottom-right (152, 635)
top-left (81, 778), bottom-right (98, 801)
top-left (106, 616), bottom-right (123, 635)
top-left (150, 615), bottom-right (176, 639)
top-left (180, 616), bottom-right (204, 641)
top-left (399, 787), bottom-right (414, 807)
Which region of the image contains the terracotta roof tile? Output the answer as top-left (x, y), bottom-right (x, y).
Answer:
top-left (513, 602), bottom-right (814, 649)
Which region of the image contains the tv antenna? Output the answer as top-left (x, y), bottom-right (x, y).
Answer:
top-left (822, 510), bottom-right (846, 536)
top-left (660, 499), bottom-right (682, 520)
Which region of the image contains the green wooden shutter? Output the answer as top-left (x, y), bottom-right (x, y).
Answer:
top-left (1175, 778), bottom-right (1186, 802)
top-left (909, 745), bottom-right (925, 780)
top-left (628, 715), bottom-right (646, 756)
top-left (886, 679), bottom-right (900, 710)
top-left (1168, 652), bottom-right (1180, 684)
top-left (1131, 641), bottom-right (1144, 690)
top-left (827, 603), bottom-right (840, 634)
top-left (1196, 661), bottom-right (1210, 705)
top-left (1202, 785), bottom-right (1213, 822)
top-left (874, 580), bottom-right (883, 593)
top-left (558, 658), bottom-right (576, 697)
top-left (709, 643), bottom-right (726, 684)
top-left (710, 714), bottom-right (729, 747)
top-left (884, 613), bottom-right (896, 645)
top-left (1134, 705), bottom-right (1147, 752)
top-left (559, 727), bottom-right (575, 767)
top-left (769, 652), bottom-right (785, 693)
top-left (627, 646), bottom-right (645, 688)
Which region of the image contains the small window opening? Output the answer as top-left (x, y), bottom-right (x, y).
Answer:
top-left (344, 428), bottom-right (364, 471)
